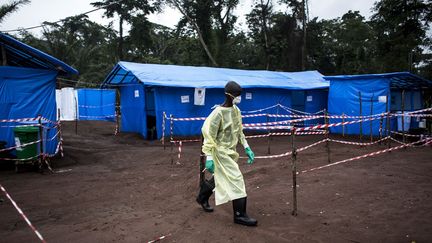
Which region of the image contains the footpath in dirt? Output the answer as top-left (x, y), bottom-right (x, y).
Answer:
top-left (1, 121), bottom-right (432, 242)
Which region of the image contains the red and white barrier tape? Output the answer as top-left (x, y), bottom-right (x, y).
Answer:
top-left (147, 233), bottom-right (171, 243)
top-left (242, 113), bottom-right (268, 118)
top-left (389, 130), bottom-right (432, 138)
top-left (405, 107), bottom-right (432, 114)
top-left (78, 115), bottom-right (116, 118)
top-left (241, 104), bottom-right (280, 114)
top-left (297, 139), bottom-right (328, 153)
top-left (78, 103), bottom-right (115, 108)
top-left (40, 117), bottom-right (58, 125)
top-left (244, 125), bottom-right (293, 130)
top-left (0, 117), bottom-right (39, 123)
top-left (243, 116), bottom-right (323, 127)
top-left (0, 124), bottom-right (41, 128)
top-left (300, 138), bottom-right (432, 174)
top-left (294, 115), bottom-right (382, 132)
top-left (160, 112), bottom-right (166, 145)
top-left (171, 117), bottom-right (206, 121)
top-left (173, 139), bottom-right (201, 143)
top-left (177, 141), bottom-right (182, 161)
top-left (328, 136), bottom-right (390, 146)
top-left (327, 112), bottom-right (387, 119)
top-left (0, 184), bottom-right (46, 243)
top-left (267, 113), bottom-right (325, 118)
top-left (241, 139), bottom-right (327, 159)
top-left (279, 104), bottom-right (326, 115)
top-left (0, 140), bottom-right (41, 153)
top-left (394, 113), bottom-right (432, 117)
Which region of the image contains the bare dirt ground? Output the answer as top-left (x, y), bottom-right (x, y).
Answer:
top-left (1, 120), bottom-right (432, 243)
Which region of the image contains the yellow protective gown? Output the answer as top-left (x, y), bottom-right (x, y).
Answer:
top-left (201, 105), bottom-right (249, 206)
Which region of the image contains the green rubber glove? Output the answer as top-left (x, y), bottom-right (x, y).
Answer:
top-left (205, 159), bottom-right (214, 173)
top-left (245, 147), bottom-right (255, 164)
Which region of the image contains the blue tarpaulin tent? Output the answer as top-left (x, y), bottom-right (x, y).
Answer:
top-left (102, 61), bottom-right (329, 139)
top-left (77, 89), bottom-right (116, 122)
top-left (0, 33), bottom-right (78, 154)
top-left (325, 72), bottom-right (432, 136)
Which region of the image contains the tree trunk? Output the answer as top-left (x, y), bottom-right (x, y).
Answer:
top-left (261, 0), bottom-right (270, 70)
top-left (170, 0), bottom-right (218, 66)
top-left (301, 0), bottom-right (307, 70)
top-left (119, 16), bottom-right (124, 60)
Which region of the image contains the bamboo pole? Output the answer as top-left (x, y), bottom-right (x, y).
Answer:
top-left (170, 114), bottom-right (174, 164)
top-left (370, 95), bottom-right (374, 142)
top-left (74, 97), bottom-right (78, 135)
top-left (115, 89), bottom-right (120, 135)
top-left (199, 137), bottom-right (205, 185)
top-left (387, 109), bottom-right (391, 151)
top-left (401, 90), bottom-right (406, 145)
top-left (342, 113), bottom-right (345, 137)
top-left (291, 128), bottom-right (298, 216)
top-left (267, 114), bottom-right (271, 155)
top-left (57, 108), bottom-right (64, 158)
top-left (379, 113), bottom-right (384, 143)
top-left (325, 109), bottom-right (330, 163)
top-left (38, 115), bottom-right (44, 171)
top-left (359, 92), bottom-right (362, 141)
top-left (162, 111), bottom-right (166, 150)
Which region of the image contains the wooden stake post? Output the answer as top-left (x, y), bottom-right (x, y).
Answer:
top-left (370, 95), bottom-right (374, 142)
top-left (359, 92), bottom-right (363, 141)
top-left (74, 97), bottom-right (78, 135)
top-left (170, 114), bottom-right (174, 164)
top-left (291, 128), bottom-right (298, 216)
top-left (38, 115), bottom-right (44, 170)
top-left (115, 88), bottom-right (120, 135)
top-left (162, 112), bottom-right (166, 150)
top-left (199, 137), bottom-right (205, 185)
top-left (386, 95), bottom-right (391, 150)
top-left (267, 115), bottom-right (271, 155)
top-left (342, 113), bottom-right (345, 137)
top-left (401, 90), bottom-right (406, 145)
top-left (325, 109), bottom-right (330, 163)
top-left (57, 108), bottom-right (64, 158)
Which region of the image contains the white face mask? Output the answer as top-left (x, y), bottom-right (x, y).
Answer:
top-left (233, 96), bottom-right (241, 104)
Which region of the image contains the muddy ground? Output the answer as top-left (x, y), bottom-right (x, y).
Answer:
top-left (0, 121), bottom-right (431, 243)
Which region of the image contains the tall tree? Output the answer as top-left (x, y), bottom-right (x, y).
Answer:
top-left (0, 0), bottom-right (29, 24)
top-left (371, 0), bottom-right (432, 72)
top-left (246, 0), bottom-right (273, 69)
top-left (91, 0), bottom-right (157, 60)
top-left (168, 0), bottom-right (218, 66)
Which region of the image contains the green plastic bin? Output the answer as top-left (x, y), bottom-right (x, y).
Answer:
top-left (13, 126), bottom-right (40, 160)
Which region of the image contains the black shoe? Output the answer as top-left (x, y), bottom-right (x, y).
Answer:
top-left (233, 197), bottom-right (257, 226)
top-left (196, 198), bottom-right (214, 212)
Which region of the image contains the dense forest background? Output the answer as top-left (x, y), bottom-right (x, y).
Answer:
top-left (1, 0), bottom-right (431, 86)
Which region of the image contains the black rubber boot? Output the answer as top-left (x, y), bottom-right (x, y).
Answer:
top-left (196, 177), bottom-right (215, 212)
top-left (232, 197), bottom-right (258, 226)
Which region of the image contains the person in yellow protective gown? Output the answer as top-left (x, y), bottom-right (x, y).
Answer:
top-left (196, 81), bottom-right (257, 226)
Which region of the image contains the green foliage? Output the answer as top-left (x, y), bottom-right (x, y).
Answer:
top-left (0, 0), bottom-right (29, 24)
top-left (6, 0), bottom-right (432, 86)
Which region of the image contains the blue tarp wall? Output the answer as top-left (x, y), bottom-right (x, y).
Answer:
top-left (102, 62), bottom-right (330, 139)
top-left (154, 87), bottom-right (328, 139)
top-left (77, 88), bottom-right (116, 122)
top-left (0, 66), bottom-right (58, 154)
top-left (327, 77), bottom-right (389, 136)
top-left (326, 72), bottom-right (431, 135)
top-left (120, 84), bottom-right (146, 136)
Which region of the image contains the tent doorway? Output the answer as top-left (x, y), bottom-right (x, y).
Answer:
top-left (145, 88), bottom-right (157, 140)
top-left (292, 90), bottom-right (306, 112)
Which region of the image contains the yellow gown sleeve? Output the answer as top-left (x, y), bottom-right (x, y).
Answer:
top-left (201, 108), bottom-right (222, 156)
top-left (234, 106), bottom-right (249, 149)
